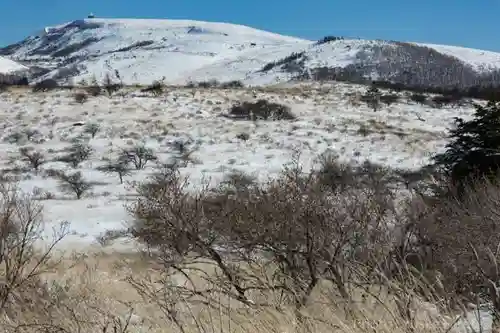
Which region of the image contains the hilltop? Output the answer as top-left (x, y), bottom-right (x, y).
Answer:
top-left (2, 18), bottom-right (500, 88)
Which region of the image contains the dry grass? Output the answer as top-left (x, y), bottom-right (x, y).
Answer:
top-left (0, 249), bottom-right (461, 333)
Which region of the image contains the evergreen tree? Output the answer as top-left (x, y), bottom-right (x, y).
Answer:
top-left (433, 100), bottom-right (500, 188)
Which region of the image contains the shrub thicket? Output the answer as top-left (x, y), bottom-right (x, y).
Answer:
top-left (225, 99), bottom-right (296, 121)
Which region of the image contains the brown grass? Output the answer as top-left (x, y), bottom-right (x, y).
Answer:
top-left (1, 250), bottom-right (460, 333)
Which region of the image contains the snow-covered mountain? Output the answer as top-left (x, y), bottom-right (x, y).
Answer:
top-left (2, 17), bottom-right (500, 87)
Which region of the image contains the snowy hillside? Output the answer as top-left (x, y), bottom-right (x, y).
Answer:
top-left (2, 18), bottom-right (500, 87)
top-left (0, 82), bottom-right (475, 251)
top-left (0, 55), bottom-right (26, 74)
top-left (0, 18), bottom-right (308, 85)
top-left (417, 42), bottom-right (500, 73)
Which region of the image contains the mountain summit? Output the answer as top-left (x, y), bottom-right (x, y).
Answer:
top-left (2, 18), bottom-right (500, 88)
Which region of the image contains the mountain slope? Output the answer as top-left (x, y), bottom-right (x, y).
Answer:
top-left (0, 56), bottom-right (27, 74)
top-left (0, 18), bottom-right (307, 84)
top-left (417, 42), bottom-right (500, 73)
top-left (250, 39), bottom-right (500, 88)
top-left (2, 18), bottom-right (500, 88)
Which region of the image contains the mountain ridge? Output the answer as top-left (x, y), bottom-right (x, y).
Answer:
top-left (2, 18), bottom-right (500, 88)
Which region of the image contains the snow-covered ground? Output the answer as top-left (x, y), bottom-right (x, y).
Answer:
top-left (0, 82), bottom-right (475, 251)
top-left (0, 55), bottom-right (27, 73)
top-left (0, 80), bottom-right (493, 332)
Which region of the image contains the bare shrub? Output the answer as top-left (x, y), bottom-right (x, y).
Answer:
top-left (85, 76), bottom-right (101, 96)
top-left (395, 176), bottom-right (500, 331)
top-left (316, 152), bottom-right (396, 195)
top-left (197, 79), bottom-right (219, 88)
top-left (225, 100), bottom-right (295, 121)
top-left (0, 182), bottom-right (68, 320)
top-left (58, 142), bottom-right (93, 168)
top-left (42, 168), bottom-right (64, 179)
top-left (0, 218), bottom-right (135, 331)
top-left (220, 161), bottom-right (394, 312)
top-left (57, 171), bottom-right (94, 199)
top-left (84, 122), bottom-right (100, 138)
top-left (431, 94), bottom-right (462, 108)
top-left (95, 228), bottom-right (130, 246)
top-left (73, 91), bottom-right (88, 104)
top-left (120, 145), bottom-right (157, 170)
top-left (32, 79), bottom-right (59, 93)
top-left (18, 147), bottom-right (45, 172)
top-left (0, 184), bottom-right (142, 332)
top-left (426, 179), bottom-right (500, 308)
top-left (128, 164), bottom-right (260, 311)
top-left (23, 128), bottom-right (41, 142)
top-left (86, 85), bottom-right (101, 97)
top-left (168, 139), bottom-right (199, 167)
top-left (315, 152), bottom-right (357, 191)
top-left (97, 160), bottom-right (131, 184)
top-left (140, 80), bottom-right (164, 96)
top-left (0, 161), bottom-right (475, 332)
top-left (361, 86), bottom-right (382, 111)
top-left (410, 93), bottom-right (427, 104)
top-left (215, 170), bottom-right (257, 194)
top-left (128, 157), bottom-right (396, 319)
top-left (3, 132), bottom-right (27, 145)
top-left (380, 93), bottom-right (400, 106)
top-left (103, 73), bottom-right (121, 97)
top-left (236, 132), bottom-right (250, 141)
top-left (220, 80), bottom-right (244, 89)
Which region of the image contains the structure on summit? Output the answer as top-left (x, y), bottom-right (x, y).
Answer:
top-left (88, 13), bottom-right (95, 19)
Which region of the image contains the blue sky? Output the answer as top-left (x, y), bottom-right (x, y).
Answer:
top-left (1, 0), bottom-right (499, 51)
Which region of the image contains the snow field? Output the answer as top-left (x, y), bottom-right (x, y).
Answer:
top-left (0, 82), bottom-right (476, 251)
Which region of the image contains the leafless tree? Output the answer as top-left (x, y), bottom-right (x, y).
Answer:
top-left (97, 160), bottom-right (131, 184)
top-left (120, 145), bottom-right (157, 170)
top-left (57, 171), bottom-right (94, 199)
top-left (84, 123), bottom-right (101, 139)
top-left (18, 147), bottom-right (45, 172)
top-left (58, 142), bottom-right (93, 168)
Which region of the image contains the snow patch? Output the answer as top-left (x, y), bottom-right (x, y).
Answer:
top-left (0, 56), bottom-right (27, 74)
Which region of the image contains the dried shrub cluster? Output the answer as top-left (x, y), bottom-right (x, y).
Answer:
top-left (225, 99), bottom-right (296, 121)
top-left (122, 152), bottom-right (500, 332)
top-left (0, 183), bottom-right (68, 331)
top-left (127, 158), bottom-right (397, 327)
top-left (2, 153), bottom-right (500, 332)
